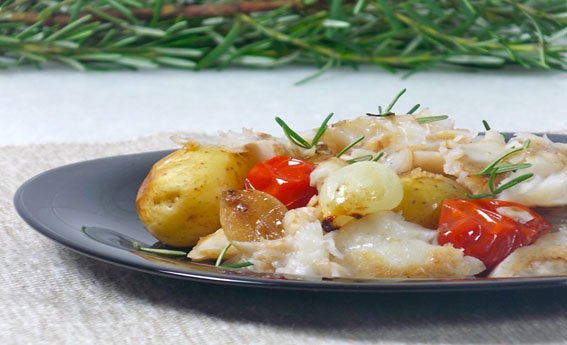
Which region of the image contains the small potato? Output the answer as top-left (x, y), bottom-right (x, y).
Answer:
top-left (136, 145), bottom-right (251, 247)
top-left (319, 161), bottom-right (403, 218)
top-left (393, 169), bottom-right (468, 229)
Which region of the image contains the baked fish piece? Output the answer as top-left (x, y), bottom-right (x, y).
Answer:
top-left (490, 226), bottom-right (567, 277)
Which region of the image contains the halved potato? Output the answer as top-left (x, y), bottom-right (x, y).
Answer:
top-left (136, 145), bottom-right (251, 247)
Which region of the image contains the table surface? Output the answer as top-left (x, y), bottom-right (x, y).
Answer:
top-left (1, 67), bottom-right (566, 145)
top-left (2, 68), bottom-right (567, 345)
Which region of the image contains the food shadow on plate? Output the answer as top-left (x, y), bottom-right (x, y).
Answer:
top-left (56, 245), bottom-right (567, 344)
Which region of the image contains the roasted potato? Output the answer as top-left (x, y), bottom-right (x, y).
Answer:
top-left (136, 145), bottom-right (251, 247)
top-left (393, 169), bottom-right (468, 229)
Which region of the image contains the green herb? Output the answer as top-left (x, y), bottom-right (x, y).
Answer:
top-left (346, 152), bottom-right (383, 164)
top-left (276, 113), bottom-right (333, 149)
top-left (336, 135), bottom-right (365, 158)
top-left (468, 140), bottom-right (533, 198)
top-left (346, 155), bottom-right (374, 164)
top-left (0, 1), bottom-right (565, 72)
top-left (215, 243), bottom-right (232, 267)
top-left (222, 262), bottom-right (254, 268)
top-left (482, 120), bottom-right (491, 131)
top-left (477, 140), bottom-right (531, 176)
top-left (415, 115), bottom-right (449, 124)
top-left (132, 242), bottom-right (187, 257)
top-left (367, 88), bottom-right (417, 117)
top-left (407, 104), bottom-right (421, 115)
top-left (215, 243), bottom-right (253, 269)
top-left (372, 152), bottom-right (385, 161)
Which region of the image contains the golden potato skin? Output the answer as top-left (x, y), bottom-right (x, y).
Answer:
top-left (393, 169), bottom-right (468, 229)
top-left (136, 145), bottom-right (251, 247)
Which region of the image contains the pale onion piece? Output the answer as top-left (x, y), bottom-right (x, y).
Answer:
top-left (490, 229), bottom-right (567, 277)
top-left (220, 189), bottom-right (287, 242)
top-left (319, 161), bottom-right (403, 218)
top-left (334, 211), bottom-right (485, 278)
top-left (187, 228), bottom-right (239, 261)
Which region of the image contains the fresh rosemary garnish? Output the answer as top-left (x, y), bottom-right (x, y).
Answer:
top-left (407, 104), bottom-right (421, 115)
top-left (276, 113), bottom-right (333, 149)
top-left (215, 243), bottom-right (253, 269)
top-left (367, 88), bottom-right (418, 117)
top-left (346, 152), bottom-right (384, 164)
top-left (222, 262), bottom-right (254, 269)
top-left (215, 243), bottom-right (232, 267)
top-left (415, 115), bottom-right (449, 124)
top-left (0, 1), bottom-right (564, 73)
top-left (477, 140), bottom-right (531, 176)
top-left (384, 88), bottom-right (407, 115)
top-left (132, 242), bottom-right (187, 257)
top-left (372, 152), bottom-right (385, 162)
top-left (336, 135), bottom-right (365, 158)
top-left (482, 120), bottom-right (491, 131)
top-left (468, 140), bottom-right (533, 198)
top-left (346, 155), bottom-right (374, 164)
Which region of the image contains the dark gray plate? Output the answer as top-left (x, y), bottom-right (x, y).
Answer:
top-left (13, 134), bottom-right (567, 292)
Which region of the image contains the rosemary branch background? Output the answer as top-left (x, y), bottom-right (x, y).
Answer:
top-left (0, 0), bottom-right (565, 75)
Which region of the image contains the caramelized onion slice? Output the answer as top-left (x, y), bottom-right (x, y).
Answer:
top-left (220, 190), bottom-right (287, 242)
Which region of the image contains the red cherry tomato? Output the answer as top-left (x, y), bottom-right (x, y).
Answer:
top-left (245, 156), bottom-right (318, 209)
top-left (437, 199), bottom-right (552, 271)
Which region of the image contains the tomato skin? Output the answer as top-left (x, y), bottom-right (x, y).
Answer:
top-left (437, 199), bottom-right (552, 271)
top-left (244, 156), bottom-right (318, 209)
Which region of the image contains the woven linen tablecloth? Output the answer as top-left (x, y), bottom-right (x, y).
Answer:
top-left (2, 135), bottom-right (567, 345)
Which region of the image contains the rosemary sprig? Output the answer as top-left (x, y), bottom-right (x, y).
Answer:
top-left (367, 88), bottom-right (417, 117)
top-left (468, 140), bottom-right (533, 198)
top-left (276, 113), bottom-right (333, 149)
top-left (215, 243), bottom-right (232, 267)
top-left (336, 135), bottom-right (365, 158)
top-left (215, 243), bottom-right (253, 269)
top-left (1, 1), bottom-right (565, 73)
top-left (477, 140), bottom-right (531, 176)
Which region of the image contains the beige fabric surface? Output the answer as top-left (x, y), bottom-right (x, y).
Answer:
top-left (2, 134), bottom-right (567, 345)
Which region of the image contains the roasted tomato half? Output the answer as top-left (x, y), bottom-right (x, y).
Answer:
top-left (437, 199), bottom-right (552, 271)
top-left (245, 156), bottom-right (318, 209)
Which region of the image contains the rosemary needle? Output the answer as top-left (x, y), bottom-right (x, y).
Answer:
top-left (136, 246), bottom-right (187, 257)
top-left (336, 135), bottom-right (365, 158)
top-left (215, 243), bottom-right (232, 267)
top-left (416, 115), bottom-right (449, 124)
top-left (215, 243), bottom-right (253, 268)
